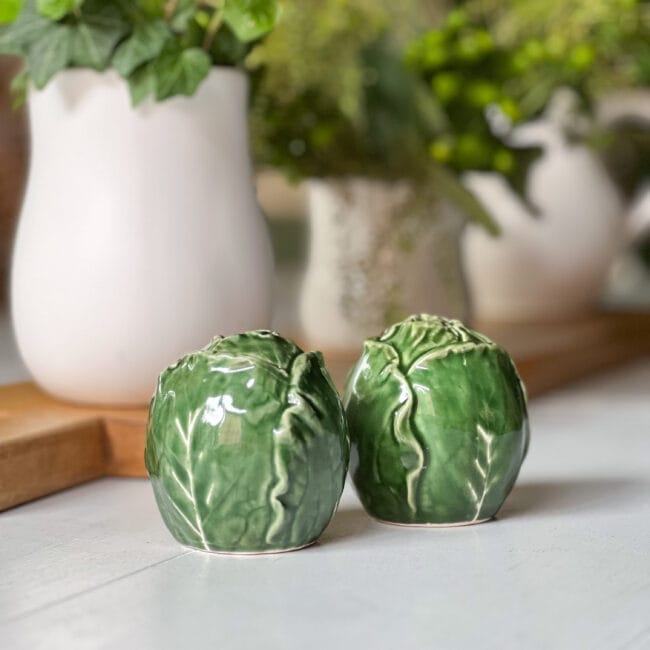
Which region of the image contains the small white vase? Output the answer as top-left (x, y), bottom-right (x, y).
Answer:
top-left (463, 106), bottom-right (625, 322)
top-left (300, 178), bottom-right (468, 349)
top-left (11, 68), bottom-right (273, 406)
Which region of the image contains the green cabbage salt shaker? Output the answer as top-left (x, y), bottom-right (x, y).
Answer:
top-left (145, 331), bottom-right (350, 554)
top-left (344, 315), bottom-right (529, 526)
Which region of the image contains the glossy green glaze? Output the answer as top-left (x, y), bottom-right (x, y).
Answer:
top-left (145, 331), bottom-right (349, 554)
top-left (344, 315), bottom-right (529, 526)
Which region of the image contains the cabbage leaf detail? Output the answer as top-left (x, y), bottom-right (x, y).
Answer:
top-left (345, 315), bottom-right (529, 525)
top-left (146, 331), bottom-right (349, 553)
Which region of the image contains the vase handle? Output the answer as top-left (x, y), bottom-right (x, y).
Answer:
top-left (626, 182), bottom-right (650, 244)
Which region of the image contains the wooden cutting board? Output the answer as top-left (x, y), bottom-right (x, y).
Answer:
top-left (2, 311), bottom-right (649, 511)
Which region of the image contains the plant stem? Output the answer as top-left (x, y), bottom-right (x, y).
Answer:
top-left (164, 0), bottom-right (178, 23)
top-left (202, 8), bottom-right (224, 51)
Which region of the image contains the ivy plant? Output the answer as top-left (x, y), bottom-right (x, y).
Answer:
top-left (0, 0), bottom-right (280, 105)
top-left (249, 0), bottom-right (498, 235)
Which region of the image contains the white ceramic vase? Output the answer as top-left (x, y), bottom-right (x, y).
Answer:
top-left (300, 178), bottom-right (468, 349)
top-left (463, 99), bottom-right (625, 322)
top-left (11, 68), bottom-right (273, 406)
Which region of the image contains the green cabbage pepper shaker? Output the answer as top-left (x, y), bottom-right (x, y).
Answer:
top-left (344, 315), bottom-right (529, 526)
top-left (145, 331), bottom-right (350, 554)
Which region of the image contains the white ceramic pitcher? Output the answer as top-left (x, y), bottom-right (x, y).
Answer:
top-left (300, 178), bottom-right (468, 349)
top-left (12, 68), bottom-right (273, 406)
top-left (463, 92), bottom-right (627, 321)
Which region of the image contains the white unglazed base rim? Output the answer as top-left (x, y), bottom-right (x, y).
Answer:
top-left (183, 540), bottom-right (316, 556)
top-left (374, 517), bottom-right (492, 528)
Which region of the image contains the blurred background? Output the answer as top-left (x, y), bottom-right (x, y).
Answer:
top-left (1, 0), bottom-right (650, 396)
top-left (251, 0), bottom-right (650, 343)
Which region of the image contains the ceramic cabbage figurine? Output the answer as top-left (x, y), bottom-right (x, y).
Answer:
top-left (344, 314), bottom-right (529, 526)
top-left (145, 331), bottom-right (349, 554)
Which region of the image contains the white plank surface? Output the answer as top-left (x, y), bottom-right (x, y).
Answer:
top-left (1, 360), bottom-right (649, 650)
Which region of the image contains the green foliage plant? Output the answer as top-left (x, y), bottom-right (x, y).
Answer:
top-left (405, 6), bottom-right (597, 199)
top-left (249, 1), bottom-right (435, 182)
top-left (406, 0), bottom-right (650, 204)
top-left (477, 0), bottom-right (650, 91)
top-left (0, 0), bottom-right (280, 105)
top-left (249, 0), bottom-right (498, 234)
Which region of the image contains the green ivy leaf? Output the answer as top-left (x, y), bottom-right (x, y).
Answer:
top-left (128, 60), bottom-right (157, 106)
top-left (169, 0), bottom-right (195, 31)
top-left (0, 2), bottom-right (51, 54)
top-left (9, 66), bottom-right (29, 108)
top-left (210, 22), bottom-right (250, 66)
top-left (223, 0), bottom-right (279, 43)
top-left (155, 45), bottom-right (211, 101)
top-left (112, 19), bottom-right (170, 77)
top-left (37, 0), bottom-right (83, 21)
top-left (79, 0), bottom-right (126, 31)
top-left (137, 0), bottom-right (166, 18)
top-left (28, 23), bottom-right (71, 88)
top-left (0, 0), bottom-right (24, 24)
top-left (70, 19), bottom-right (127, 69)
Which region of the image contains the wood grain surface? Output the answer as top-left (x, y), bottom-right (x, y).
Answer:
top-left (1, 311), bottom-right (649, 511)
top-left (0, 383), bottom-right (146, 510)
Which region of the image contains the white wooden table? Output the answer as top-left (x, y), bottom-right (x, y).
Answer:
top-left (1, 313), bottom-right (649, 649)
